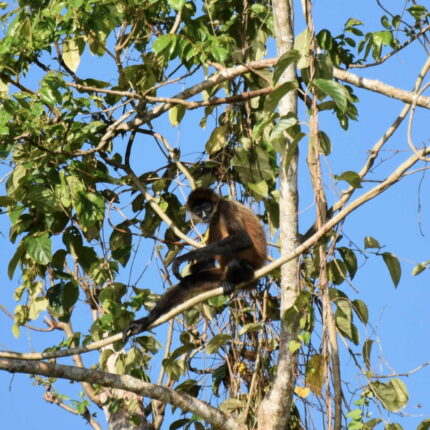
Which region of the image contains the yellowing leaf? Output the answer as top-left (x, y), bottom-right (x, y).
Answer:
top-left (306, 354), bottom-right (324, 396)
top-left (295, 386), bottom-right (311, 398)
top-left (63, 39), bottom-right (81, 73)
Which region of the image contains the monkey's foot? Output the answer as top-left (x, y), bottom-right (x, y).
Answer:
top-left (221, 280), bottom-right (235, 295)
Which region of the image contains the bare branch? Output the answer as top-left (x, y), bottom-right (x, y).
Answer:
top-left (333, 67), bottom-right (430, 108)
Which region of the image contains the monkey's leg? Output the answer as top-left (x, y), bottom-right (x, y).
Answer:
top-left (172, 233), bottom-right (252, 280)
top-left (221, 259), bottom-right (255, 295)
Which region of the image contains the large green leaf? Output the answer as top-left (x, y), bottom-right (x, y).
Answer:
top-left (273, 49), bottom-right (300, 83)
top-left (314, 79), bottom-right (351, 113)
top-left (26, 233), bottom-right (52, 265)
top-left (372, 379), bottom-right (408, 412)
top-left (264, 81), bottom-right (298, 113)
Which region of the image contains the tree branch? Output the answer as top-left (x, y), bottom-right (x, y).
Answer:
top-left (0, 358), bottom-right (240, 430)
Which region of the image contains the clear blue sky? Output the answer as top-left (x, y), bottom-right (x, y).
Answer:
top-left (1, 0), bottom-right (429, 428)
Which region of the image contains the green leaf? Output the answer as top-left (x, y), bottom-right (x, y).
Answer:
top-left (152, 34), bottom-right (176, 56)
top-left (264, 81), bottom-right (298, 113)
top-left (335, 299), bottom-right (359, 344)
top-left (46, 281), bottom-right (79, 322)
top-left (412, 261), bottom-right (428, 276)
top-left (206, 334), bottom-right (232, 355)
top-left (248, 181), bottom-right (269, 198)
top-left (346, 409), bottom-right (362, 420)
top-left (294, 29), bottom-right (311, 69)
top-left (363, 339), bottom-right (373, 369)
top-left (318, 130), bottom-right (331, 155)
top-left (26, 233), bottom-right (52, 265)
top-left (417, 419), bottom-right (430, 430)
top-left (352, 299), bottom-right (368, 324)
top-left (238, 323), bottom-right (263, 336)
top-left (364, 236), bottom-right (380, 249)
top-left (205, 125), bottom-right (228, 154)
top-left (407, 5), bottom-right (428, 19)
top-left (8, 241), bottom-right (25, 279)
top-left (363, 419), bottom-right (382, 429)
top-left (273, 49), bottom-right (300, 83)
top-left (317, 29), bottom-right (333, 50)
top-left (384, 424), bottom-right (403, 430)
top-left (252, 114), bottom-right (276, 139)
top-left (381, 15), bottom-right (392, 29)
top-left (29, 297), bottom-right (48, 320)
top-left (338, 247), bottom-right (357, 279)
top-left (169, 104), bottom-right (186, 126)
top-left (270, 113), bottom-right (298, 143)
top-left (168, 0), bottom-right (185, 11)
top-left (345, 18), bottom-right (364, 28)
top-left (314, 79), bottom-right (351, 113)
top-left (109, 224), bottom-right (132, 267)
top-left (62, 39), bottom-right (81, 73)
top-left (372, 378), bottom-right (408, 412)
top-left (382, 252), bottom-right (401, 287)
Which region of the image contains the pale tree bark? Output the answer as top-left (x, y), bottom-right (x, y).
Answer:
top-left (102, 350), bottom-right (150, 430)
top-left (257, 0), bottom-right (300, 428)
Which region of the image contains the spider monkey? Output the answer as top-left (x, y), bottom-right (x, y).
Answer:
top-left (173, 187), bottom-right (267, 293)
top-left (123, 187), bottom-right (267, 340)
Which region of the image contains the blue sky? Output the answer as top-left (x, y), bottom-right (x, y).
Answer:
top-left (0, 0), bottom-right (429, 428)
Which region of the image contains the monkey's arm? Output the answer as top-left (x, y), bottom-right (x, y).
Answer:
top-left (172, 233), bottom-right (252, 280)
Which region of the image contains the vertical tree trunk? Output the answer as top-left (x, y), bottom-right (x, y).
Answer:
top-left (257, 0), bottom-right (300, 428)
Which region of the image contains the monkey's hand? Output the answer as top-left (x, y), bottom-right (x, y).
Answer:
top-left (123, 317), bottom-right (150, 343)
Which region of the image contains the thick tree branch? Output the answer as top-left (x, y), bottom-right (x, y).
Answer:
top-left (0, 358), bottom-right (240, 430)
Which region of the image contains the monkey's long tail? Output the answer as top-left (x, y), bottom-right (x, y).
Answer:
top-left (123, 268), bottom-right (224, 342)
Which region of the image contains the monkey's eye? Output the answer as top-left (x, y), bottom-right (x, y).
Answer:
top-left (201, 202), bottom-right (212, 213)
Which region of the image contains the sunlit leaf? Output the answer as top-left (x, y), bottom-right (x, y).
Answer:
top-left (294, 386), bottom-right (311, 398)
top-left (26, 233), bottom-right (52, 265)
top-left (314, 79), bottom-right (351, 113)
top-left (238, 323), bottom-right (263, 336)
top-left (372, 378), bottom-right (408, 412)
top-left (205, 125), bottom-right (228, 154)
top-left (264, 81), bottom-right (298, 113)
top-left (169, 104), bottom-right (186, 126)
top-left (273, 49), bottom-right (300, 83)
top-left (206, 334), bottom-right (232, 355)
top-left (62, 39), bottom-right (81, 72)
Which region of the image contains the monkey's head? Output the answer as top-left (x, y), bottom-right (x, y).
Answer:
top-left (187, 187), bottom-right (220, 223)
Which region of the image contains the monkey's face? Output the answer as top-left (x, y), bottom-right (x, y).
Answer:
top-left (190, 200), bottom-right (216, 223)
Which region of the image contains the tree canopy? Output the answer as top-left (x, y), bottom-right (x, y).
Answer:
top-left (0, 0), bottom-right (429, 429)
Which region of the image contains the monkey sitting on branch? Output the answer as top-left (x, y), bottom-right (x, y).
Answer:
top-left (123, 187), bottom-right (267, 340)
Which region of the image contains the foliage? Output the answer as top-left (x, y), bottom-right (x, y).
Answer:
top-left (0, 0), bottom-right (429, 429)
